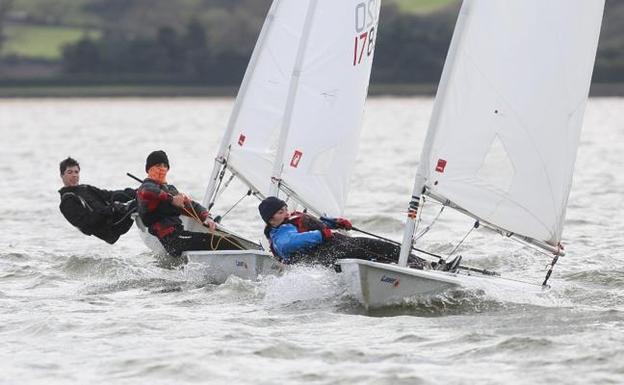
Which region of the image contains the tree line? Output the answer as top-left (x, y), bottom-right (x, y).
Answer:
top-left (60, 5), bottom-right (461, 85)
top-left (25, 1), bottom-right (624, 85)
top-left (0, 0), bottom-right (14, 53)
top-left (62, 21), bottom-right (248, 84)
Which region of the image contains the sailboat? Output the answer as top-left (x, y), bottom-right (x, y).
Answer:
top-left (138, 0), bottom-right (381, 281)
top-left (337, 0), bottom-right (606, 308)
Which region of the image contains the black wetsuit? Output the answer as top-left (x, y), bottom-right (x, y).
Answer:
top-left (136, 178), bottom-right (244, 257)
top-left (58, 185), bottom-right (135, 244)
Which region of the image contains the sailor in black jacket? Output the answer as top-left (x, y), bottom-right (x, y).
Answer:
top-left (58, 157), bottom-right (135, 244)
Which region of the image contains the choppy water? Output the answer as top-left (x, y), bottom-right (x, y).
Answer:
top-left (1, 98), bottom-right (622, 385)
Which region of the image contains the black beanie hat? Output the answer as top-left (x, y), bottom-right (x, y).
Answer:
top-left (145, 150), bottom-right (169, 172)
top-left (259, 196), bottom-right (287, 224)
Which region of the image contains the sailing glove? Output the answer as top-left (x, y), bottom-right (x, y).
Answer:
top-left (110, 201), bottom-right (128, 215)
top-left (335, 218), bottom-right (352, 230)
top-left (321, 228), bottom-right (333, 240)
top-left (320, 217), bottom-right (352, 230)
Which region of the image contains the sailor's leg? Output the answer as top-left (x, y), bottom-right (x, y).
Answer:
top-left (288, 236), bottom-right (391, 266)
top-left (286, 235), bottom-right (429, 268)
top-left (111, 216), bottom-right (134, 238)
top-left (347, 237), bottom-right (401, 262)
top-left (338, 237), bottom-right (429, 269)
top-left (160, 230), bottom-right (241, 257)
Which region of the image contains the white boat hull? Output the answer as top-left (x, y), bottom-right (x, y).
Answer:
top-left (184, 250), bottom-right (284, 283)
top-left (337, 258), bottom-right (545, 309)
top-left (134, 215), bottom-right (168, 255)
top-left (135, 216), bottom-right (281, 282)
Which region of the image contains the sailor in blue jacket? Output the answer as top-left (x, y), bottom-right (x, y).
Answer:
top-left (261, 200), bottom-right (341, 261)
top-left (258, 196), bottom-right (455, 269)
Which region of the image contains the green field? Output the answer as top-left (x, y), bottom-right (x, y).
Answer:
top-left (2, 0), bottom-right (457, 60)
top-left (389, 0), bottom-right (457, 14)
top-left (12, 0), bottom-right (96, 26)
top-left (3, 24), bottom-right (99, 60)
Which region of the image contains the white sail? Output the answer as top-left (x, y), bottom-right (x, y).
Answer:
top-left (216, 0), bottom-right (311, 198)
top-left (415, 0), bottom-right (605, 247)
top-left (274, 0), bottom-right (381, 217)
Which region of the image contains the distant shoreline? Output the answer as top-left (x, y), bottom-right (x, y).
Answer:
top-left (0, 83), bottom-right (621, 98)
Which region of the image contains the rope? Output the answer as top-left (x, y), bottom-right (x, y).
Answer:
top-left (542, 243), bottom-right (563, 287)
top-left (337, 226), bottom-right (504, 275)
top-left (447, 220), bottom-right (479, 257)
top-left (210, 163), bottom-right (228, 210)
top-left (414, 204), bottom-right (445, 241)
top-left (352, 226), bottom-right (443, 262)
top-left (181, 200), bottom-right (244, 251)
top-left (218, 190), bottom-right (252, 221)
top-left (215, 173), bottom-right (236, 202)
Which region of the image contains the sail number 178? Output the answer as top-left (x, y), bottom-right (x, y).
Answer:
top-left (353, 0), bottom-right (379, 66)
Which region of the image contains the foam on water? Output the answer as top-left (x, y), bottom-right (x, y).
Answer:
top-left (261, 265), bottom-right (344, 308)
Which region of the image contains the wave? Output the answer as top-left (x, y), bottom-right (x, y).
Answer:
top-left (564, 269), bottom-right (624, 288)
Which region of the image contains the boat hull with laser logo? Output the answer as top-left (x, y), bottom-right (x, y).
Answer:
top-left (185, 249), bottom-right (284, 283)
top-left (338, 259), bottom-right (544, 309)
top-left (136, 216), bottom-right (280, 282)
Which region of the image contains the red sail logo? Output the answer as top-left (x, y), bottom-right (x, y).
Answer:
top-left (436, 159), bottom-right (447, 173)
top-left (290, 150), bottom-right (303, 168)
top-left (238, 134), bottom-right (246, 146)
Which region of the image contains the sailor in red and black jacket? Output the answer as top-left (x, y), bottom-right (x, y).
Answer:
top-left (137, 178), bottom-right (210, 238)
top-left (137, 150), bottom-right (240, 257)
top-left (258, 196), bottom-right (431, 268)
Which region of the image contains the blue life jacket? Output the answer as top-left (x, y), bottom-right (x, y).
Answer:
top-left (269, 224), bottom-right (323, 262)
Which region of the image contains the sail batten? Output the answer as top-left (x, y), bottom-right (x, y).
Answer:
top-left (414, 0), bottom-right (605, 246)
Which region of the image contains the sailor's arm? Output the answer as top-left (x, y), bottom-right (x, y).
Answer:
top-left (86, 185), bottom-right (117, 202)
top-left (272, 225), bottom-right (325, 257)
top-left (187, 199), bottom-right (217, 231)
top-left (320, 216), bottom-right (353, 230)
top-left (165, 190), bottom-right (216, 231)
top-left (137, 182), bottom-right (172, 212)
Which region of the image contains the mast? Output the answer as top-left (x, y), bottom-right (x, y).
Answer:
top-left (202, 0), bottom-right (282, 208)
top-left (269, 0), bottom-right (319, 197)
top-left (398, 1), bottom-right (473, 266)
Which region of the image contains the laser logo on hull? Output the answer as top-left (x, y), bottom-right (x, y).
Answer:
top-left (380, 275), bottom-right (400, 287)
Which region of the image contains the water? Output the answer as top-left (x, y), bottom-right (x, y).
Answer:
top-left (1, 98), bottom-right (622, 385)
